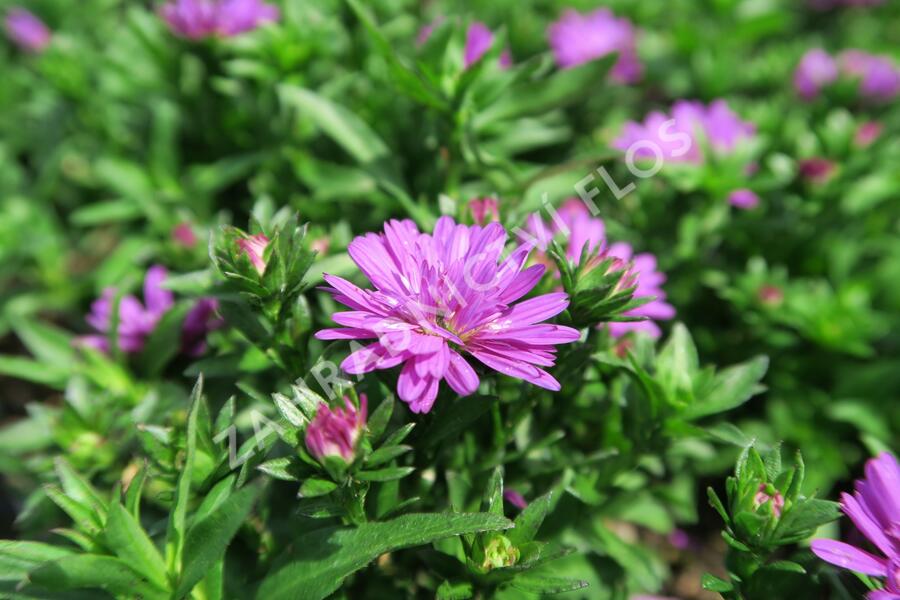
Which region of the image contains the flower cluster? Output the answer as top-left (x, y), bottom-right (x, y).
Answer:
top-left (527, 199), bottom-right (675, 338)
top-left (79, 265), bottom-right (221, 356)
top-left (315, 217), bottom-right (581, 413)
top-left (160, 0), bottom-right (279, 40)
top-left (795, 48), bottom-right (900, 102)
top-left (613, 99), bottom-right (756, 165)
top-left (4, 7), bottom-right (51, 52)
top-left (811, 452), bottom-right (900, 599)
top-left (547, 8), bottom-right (642, 84)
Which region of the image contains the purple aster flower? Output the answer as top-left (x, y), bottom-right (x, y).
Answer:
top-left (78, 265), bottom-right (175, 354)
top-left (314, 217), bottom-right (581, 413)
top-left (811, 452), bottom-right (900, 599)
top-left (838, 50), bottom-right (900, 102)
top-left (525, 199), bottom-right (675, 339)
top-left (728, 188), bottom-right (760, 210)
top-left (305, 394), bottom-right (367, 463)
top-left (237, 233), bottom-right (270, 275)
top-left (181, 298), bottom-right (223, 357)
top-left (547, 9), bottom-right (641, 84)
top-left (794, 49), bottom-right (839, 100)
top-left (464, 22), bottom-right (511, 70)
top-left (215, 0), bottom-right (279, 37)
top-left (613, 100), bottom-right (755, 164)
top-left (160, 0), bottom-right (278, 39)
top-left (5, 8), bottom-right (51, 53)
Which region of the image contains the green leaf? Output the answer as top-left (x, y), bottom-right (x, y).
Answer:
top-left (12, 320), bottom-right (76, 365)
top-left (174, 481), bottom-right (262, 598)
top-left (420, 395), bottom-right (496, 448)
top-left (256, 512), bottom-right (513, 600)
top-left (54, 458), bottom-right (107, 517)
top-left (701, 572), bottom-right (734, 592)
top-left (124, 462), bottom-right (149, 521)
top-left (436, 580), bottom-right (474, 600)
top-left (365, 445), bottom-right (412, 467)
top-left (775, 499), bottom-right (841, 538)
top-left (508, 573), bottom-right (589, 594)
top-left (356, 466), bottom-right (415, 482)
top-left (166, 376), bottom-right (203, 574)
top-left (0, 541), bottom-right (73, 582)
top-left (257, 458), bottom-right (301, 481)
top-left (345, 0), bottom-right (447, 110)
top-left (103, 503), bottom-right (168, 590)
top-left (366, 394), bottom-right (394, 441)
top-left (683, 356), bottom-right (769, 420)
top-left (475, 55), bottom-right (615, 126)
top-left (0, 355), bottom-right (69, 389)
top-left (298, 478), bottom-right (338, 498)
top-left (508, 493), bottom-right (551, 546)
top-left (28, 555), bottom-right (167, 599)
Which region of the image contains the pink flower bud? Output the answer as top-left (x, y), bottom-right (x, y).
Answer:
top-left (172, 222), bottom-right (198, 248)
top-left (237, 233), bottom-right (270, 275)
top-left (799, 158), bottom-right (836, 184)
top-left (304, 394), bottom-right (367, 464)
top-left (469, 197), bottom-right (500, 226)
top-left (854, 121), bottom-right (883, 147)
top-left (753, 484), bottom-right (785, 517)
top-left (758, 285), bottom-right (784, 306)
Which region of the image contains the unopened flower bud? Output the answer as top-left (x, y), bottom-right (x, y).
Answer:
top-left (237, 233), bottom-right (270, 275)
top-left (304, 394), bottom-right (367, 464)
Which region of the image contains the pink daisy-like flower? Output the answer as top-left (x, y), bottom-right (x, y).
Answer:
top-left (547, 9), bottom-right (642, 84)
top-left (160, 0), bottom-right (278, 40)
top-left (794, 49), bottom-right (839, 100)
top-left (5, 7), bottom-right (51, 53)
top-left (613, 100), bottom-right (755, 165)
top-left (464, 22), bottom-right (512, 70)
top-left (315, 217), bottom-right (581, 413)
top-left (811, 452), bottom-right (900, 600)
top-left (525, 199), bottom-right (675, 339)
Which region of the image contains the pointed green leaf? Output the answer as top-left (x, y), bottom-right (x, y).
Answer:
top-left (256, 512), bottom-right (513, 600)
top-left (103, 503), bottom-right (168, 590)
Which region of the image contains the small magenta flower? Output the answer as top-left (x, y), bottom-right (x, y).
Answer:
top-left (161, 0), bottom-right (278, 40)
top-left (79, 266), bottom-right (175, 353)
top-left (315, 217), bottom-right (581, 413)
top-left (758, 284), bottom-right (784, 307)
top-left (728, 188), bottom-right (760, 210)
top-left (5, 8), bottom-right (51, 52)
top-left (753, 483), bottom-right (785, 517)
top-left (811, 453), bottom-right (900, 599)
top-left (237, 233), bottom-right (270, 275)
top-left (469, 197), bottom-right (500, 226)
top-left (172, 222), bottom-right (198, 248)
top-left (838, 50), bottom-right (900, 102)
top-left (799, 157), bottom-right (836, 184)
top-left (855, 121), bottom-right (883, 147)
top-left (305, 394), bottom-right (367, 464)
top-left (613, 100), bottom-right (755, 165)
top-left (547, 9), bottom-right (641, 84)
top-left (464, 22), bottom-right (511, 70)
top-left (794, 49), bottom-right (839, 100)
